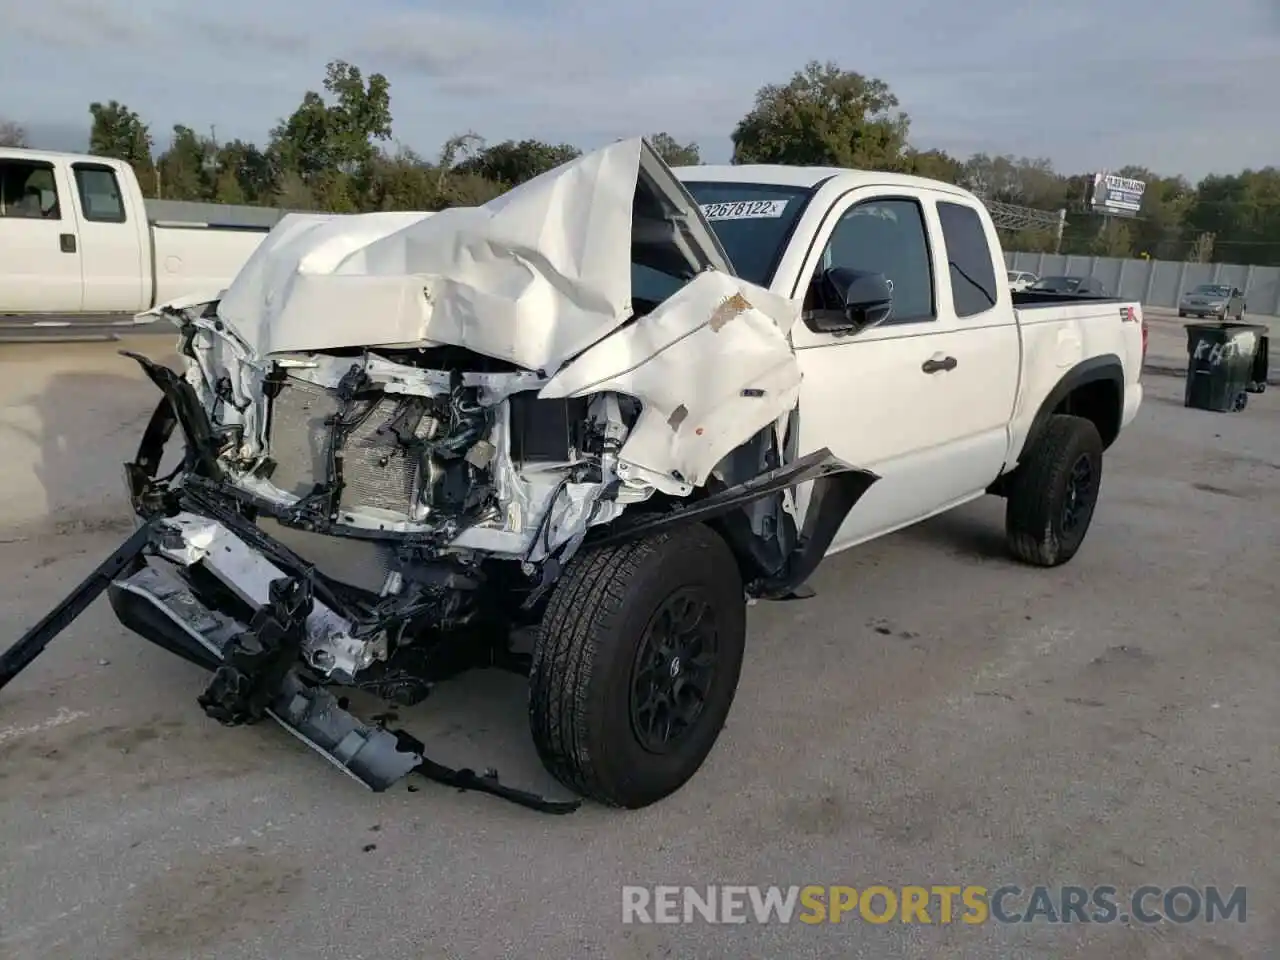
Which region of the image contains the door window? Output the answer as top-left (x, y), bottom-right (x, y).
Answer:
top-left (0, 160), bottom-right (61, 219)
top-left (936, 201), bottom-right (999, 318)
top-left (73, 164), bottom-right (127, 223)
top-left (812, 197), bottom-right (936, 325)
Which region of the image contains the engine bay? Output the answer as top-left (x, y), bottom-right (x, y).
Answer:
top-left (193, 331), bottom-right (650, 551)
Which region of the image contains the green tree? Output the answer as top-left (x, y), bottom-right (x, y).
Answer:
top-left (365, 147), bottom-right (440, 211)
top-left (1089, 219), bottom-right (1134, 257)
top-left (961, 154), bottom-right (1070, 210)
top-left (1185, 168), bottom-right (1280, 265)
top-left (269, 60), bottom-right (393, 184)
top-left (731, 61), bottom-right (910, 169)
top-left (272, 170), bottom-right (321, 211)
top-left (438, 170), bottom-right (508, 208)
top-left (308, 169), bottom-right (361, 212)
top-left (214, 140), bottom-right (273, 204)
top-left (0, 119), bottom-right (27, 147)
top-left (903, 147), bottom-right (964, 184)
top-left (456, 138), bottom-right (582, 187)
top-left (647, 133), bottom-right (700, 167)
top-left (156, 125), bottom-right (215, 201)
top-left (268, 91), bottom-right (332, 181)
top-left (89, 100), bottom-right (157, 194)
top-left (321, 60), bottom-right (392, 172)
top-left (1002, 227), bottom-right (1060, 254)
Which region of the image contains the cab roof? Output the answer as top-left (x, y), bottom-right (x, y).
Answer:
top-left (0, 146), bottom-right (123, 165)
top-left (671, 163), bottom-right (980, 201)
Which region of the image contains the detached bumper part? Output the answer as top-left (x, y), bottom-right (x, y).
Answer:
top-left (0, 520), bottom-right (157, 691)
top-left (2, 515), bottom-right (580, 814)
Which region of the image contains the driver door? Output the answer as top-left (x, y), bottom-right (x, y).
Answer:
top-left (790, 187), bottom-right (1021, 551)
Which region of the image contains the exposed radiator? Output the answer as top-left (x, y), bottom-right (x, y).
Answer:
top-left (266, 377), bottom-right (421, 520)
top-left (338, 396), bottom-right (421, 516)
top-left (266, 376), bottom-right (342, 498)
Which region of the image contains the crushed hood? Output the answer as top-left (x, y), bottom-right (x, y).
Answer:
top-left (215, 137), bottom-right (734, 375)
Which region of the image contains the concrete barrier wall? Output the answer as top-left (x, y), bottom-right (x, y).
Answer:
top-left (1004, 252), bottom-right (1280, 318)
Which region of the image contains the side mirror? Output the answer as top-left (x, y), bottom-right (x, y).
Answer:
top-left (808, 266), bottom-right (893, 334)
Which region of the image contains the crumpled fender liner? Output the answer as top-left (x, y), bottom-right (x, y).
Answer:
top-left (748, 464), bottom-right (878, 600)
top-left (120, 351), bottom-right (224, 481)
top-left (585, 447), bottom-right (878, 598)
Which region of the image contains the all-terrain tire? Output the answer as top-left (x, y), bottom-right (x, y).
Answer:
top-left (528, 523), bottom-right (746, 808)
top-left (1005, 414), bottom-right (1104, 567)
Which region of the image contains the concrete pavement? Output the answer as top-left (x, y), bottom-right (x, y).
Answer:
top-left (0, 315), bottom-right (171, 345)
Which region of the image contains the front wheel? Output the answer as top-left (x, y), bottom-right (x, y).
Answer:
top-left (528, 523), bottom-right (747, 808)
top-left (1005, 414), bottom-right (1104, 567)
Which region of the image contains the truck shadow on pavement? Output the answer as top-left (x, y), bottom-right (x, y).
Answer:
top-left (0, 346), bottom-right (183, 542)
top-left (891, 498), bottom-right (1015, 563)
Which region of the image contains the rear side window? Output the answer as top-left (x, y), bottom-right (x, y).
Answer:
top-left (0, 159), bottom-right (61, 219)
top-left (937, 201), bottom-right (998, 317)
top-left (73, 164), bottom-right (127, 223)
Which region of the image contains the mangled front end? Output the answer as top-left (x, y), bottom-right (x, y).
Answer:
top-left (4, 137), bottom-right (875, 807)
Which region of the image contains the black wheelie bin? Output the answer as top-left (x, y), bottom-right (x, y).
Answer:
top-left (1184, 321), bottom-right (1270, 412)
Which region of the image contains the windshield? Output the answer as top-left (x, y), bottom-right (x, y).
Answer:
top-left (1007, 271), bottom-right (1018, 281)
top-left (680, 181), bottom-right (814, 287)
top-left (1030, 276), bottom-right (1081, 291)
top-left (1193, 284), bottom-right (1231, 296)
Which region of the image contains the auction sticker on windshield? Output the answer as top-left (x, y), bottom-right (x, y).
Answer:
top-left (699, 200), bottom-right (789, 221)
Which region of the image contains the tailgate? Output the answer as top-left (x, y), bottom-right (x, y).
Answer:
top-left (1118, 302), bottom-right (1147, 382)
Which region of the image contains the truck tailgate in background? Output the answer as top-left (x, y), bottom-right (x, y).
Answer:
top-left (149, 223), bottom-right (269, 306)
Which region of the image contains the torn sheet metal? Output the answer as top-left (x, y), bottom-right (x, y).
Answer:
top-left (213, 137), bottom-right (728, 374)
top-left (540, 271), bottom-right (803, 493)
top-left (134, 289), bottom-right (227, 322)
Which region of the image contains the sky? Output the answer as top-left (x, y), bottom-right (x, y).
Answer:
top-left (1, 0), bottom-right (1277, 183)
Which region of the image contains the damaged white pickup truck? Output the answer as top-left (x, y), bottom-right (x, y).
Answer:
top-left (1, 138), bottom-right (1146, 812)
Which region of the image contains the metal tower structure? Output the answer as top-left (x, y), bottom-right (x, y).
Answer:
top-left (982, 198), bottom-right (1068, 253)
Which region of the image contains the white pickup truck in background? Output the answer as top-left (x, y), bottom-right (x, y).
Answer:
top-left (0, 148), bottom-right (273, 318)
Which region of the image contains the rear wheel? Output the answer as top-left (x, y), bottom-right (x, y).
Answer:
top-left (528, 523), bottom-right (747, 808)
top-left (1005, 415), bottom-right (1104, 567)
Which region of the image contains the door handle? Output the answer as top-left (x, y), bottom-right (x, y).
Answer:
top-left (922, 355), bottom-right (957, 374)
top-left (59, 233), bottom-right (77, 253)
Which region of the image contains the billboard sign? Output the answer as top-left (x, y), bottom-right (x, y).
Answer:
top-left (1090, 173), bottom-right (1146, 217)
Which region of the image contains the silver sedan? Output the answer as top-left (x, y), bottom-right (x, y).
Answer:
top-left (1178, 283), bottom-right (1246, 320)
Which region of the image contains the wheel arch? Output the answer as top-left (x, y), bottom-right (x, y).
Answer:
top-left (583, 424), bottom-right (878, 599)
top-left (1018, 354), bottom-right (1126, 462)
